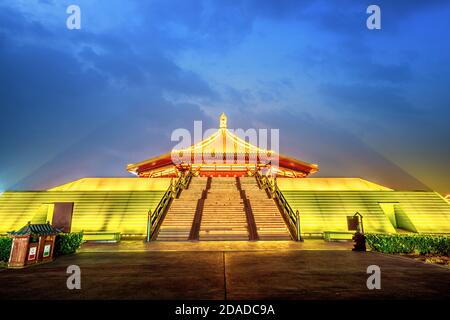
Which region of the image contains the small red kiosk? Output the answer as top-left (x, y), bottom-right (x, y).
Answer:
top-left (8, 222), bottom-right (60, 268)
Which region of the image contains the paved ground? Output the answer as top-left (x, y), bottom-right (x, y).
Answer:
top-left (0, 249), bottom-right (448, 300)
top-left (80, 240), bottom-right (353, 252)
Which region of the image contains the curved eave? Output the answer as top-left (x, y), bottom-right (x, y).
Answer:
top-left (128, 152), bottom-right (318, 176)
top-left (278, 154), bottom-right (319, 175)
top-left (127, 152), bottom-right (174, 174)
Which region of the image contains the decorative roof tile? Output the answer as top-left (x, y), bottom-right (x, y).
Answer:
top-left (10, 222), bottom-right (61, 236)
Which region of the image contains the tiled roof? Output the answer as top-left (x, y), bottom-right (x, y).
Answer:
top-left (10, 223), bottom-right (61, 236)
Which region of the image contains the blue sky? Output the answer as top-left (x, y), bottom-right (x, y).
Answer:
top-left (0, 0), bottom-right (449, 194)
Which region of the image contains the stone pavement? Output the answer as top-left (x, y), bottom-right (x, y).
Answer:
top-left (0, 248), bottom-right (448, 300)
top-left (79, 239), bottom-right (353, 252)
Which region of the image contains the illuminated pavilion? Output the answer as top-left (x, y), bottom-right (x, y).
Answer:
top-left (126, 113), bottom-right (318, 178)
top-left (0, 114), bottom-right (449, 241)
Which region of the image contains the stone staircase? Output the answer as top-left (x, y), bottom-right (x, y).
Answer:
top-left (199, 178), bottom-right (250, 240)
top-left (156, 177), bottom-right (207, 240)
top-left (156, 176), bottom-right (292, 241)
top-left (240, 177), bottom-right (292, 240)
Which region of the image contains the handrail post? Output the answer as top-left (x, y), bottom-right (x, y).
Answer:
top-left (147, 210), bottom-right (152, 242)
top-left (296, 210), bottom-right (302, 241)
top-left (271, 178), bottom-right (276, 198)
top-left (171, 178), bottom-right (177, 198)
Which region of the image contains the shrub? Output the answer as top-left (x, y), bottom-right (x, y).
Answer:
top-left (366, 233), bottom-right (450, 255)
top-left (0, 237), bottom-right (13, 262)
top-left (54, 232), bottom-right (84, 256)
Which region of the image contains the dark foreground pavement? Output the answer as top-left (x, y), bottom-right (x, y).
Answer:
top-left (0, 250), bottom-right (448, 300)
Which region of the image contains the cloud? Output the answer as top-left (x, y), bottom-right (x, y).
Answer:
top-left (0, 2), bottom-right (218, 189)
top-left (319, 83), bottom-right (418, 116)
top-left (0, 0), bottom-right (449, 194)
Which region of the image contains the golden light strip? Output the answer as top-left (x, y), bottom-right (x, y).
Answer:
top-left (172, 129), bottom-right (221, 153)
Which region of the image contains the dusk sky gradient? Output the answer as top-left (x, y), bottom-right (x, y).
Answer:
top-left (0, 0), bottom-right (449, 194)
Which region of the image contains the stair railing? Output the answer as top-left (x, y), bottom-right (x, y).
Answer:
top-left (182, 168), bottom-right (193, 189)
top-left (254, 171), bottom-right (303, 241)
top-left (254, 170), bottom-right (273, 198)
top-left (146, 171), bottom-right (193, 241)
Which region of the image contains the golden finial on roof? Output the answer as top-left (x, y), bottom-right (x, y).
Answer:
top-left (219, 112), bottom-right (227, 128)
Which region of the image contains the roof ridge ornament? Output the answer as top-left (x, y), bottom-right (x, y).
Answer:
top-left (219, 112), bottom-right (227, 129)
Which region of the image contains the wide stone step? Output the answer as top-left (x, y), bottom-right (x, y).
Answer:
top-left (203, 208), bottom-right (244, 210)
top-left (205, 198), bottom-right (242, 201)
top-left (258, 236), bottom-right (291, 240)
top-left (201, 224), bottom-right (247, 227)
top-left (163, 222), bottom-right (194, 225)
top-left (257, 231), bottom-right (291, 235)
top-left (253, 211), bottom-right (283, 214)
top-left (158, 236), bottom-right (190, 239)
top-left (160, 224), bottom-right (193, 228)
top-left (204, 203), bottom-right (243, 205)
top-left (160, 227), bottom-right (192, 230)
top-left (202, 215), bottom-right (245, 217)
top-left (202, 218), bottom-right (244, 222)
top-left (202, 216), bottom-right (246, 218)
top-left (202, 210), bottom-right (245, 213)
top-left (200, 235), bottom-right (249, 238)
top-left (158, 231), bottom-right (191, 235)
top-left (203, 209), bottom-right (245, 212)
top-left (200, 228), bottom-right (248, 232)
top-left (254, 221), bottom-right (287, 224)
top-left (255, 224), bottom-right (287, 228)
top-left (202, 220), bottom-right (247, 222)
top-left (254, 215), bottom-right (285, 218)
top-left (258, 229), bottom-right (291, 234)
top-left (248, 200), bottom-right (276, 202)
top-left (203, 209), bottom-right (244, 211)
top-left (203, 212), bottom-right (244, 214)
top-left (200, 233), bottom-right (249, 237)
top-left (158, 228), bottom-right (191, 232)
top-left (202, 218), bottom-right (246, 220)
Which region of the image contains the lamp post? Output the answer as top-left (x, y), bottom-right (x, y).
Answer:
top-left (354, 211), bottom-right (364, 234)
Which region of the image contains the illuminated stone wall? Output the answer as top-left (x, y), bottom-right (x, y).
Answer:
top-left (280, 189), bottom-right (450, 235)
top-left (0, 190), bottom-right (166, 235)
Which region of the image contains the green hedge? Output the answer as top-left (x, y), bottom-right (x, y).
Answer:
top-left (366, 234), bottom-right (450, 255)
top-left (0, 237), bottom-right (13, 262)
top-left (54, 232), bottom-right (84, 256)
